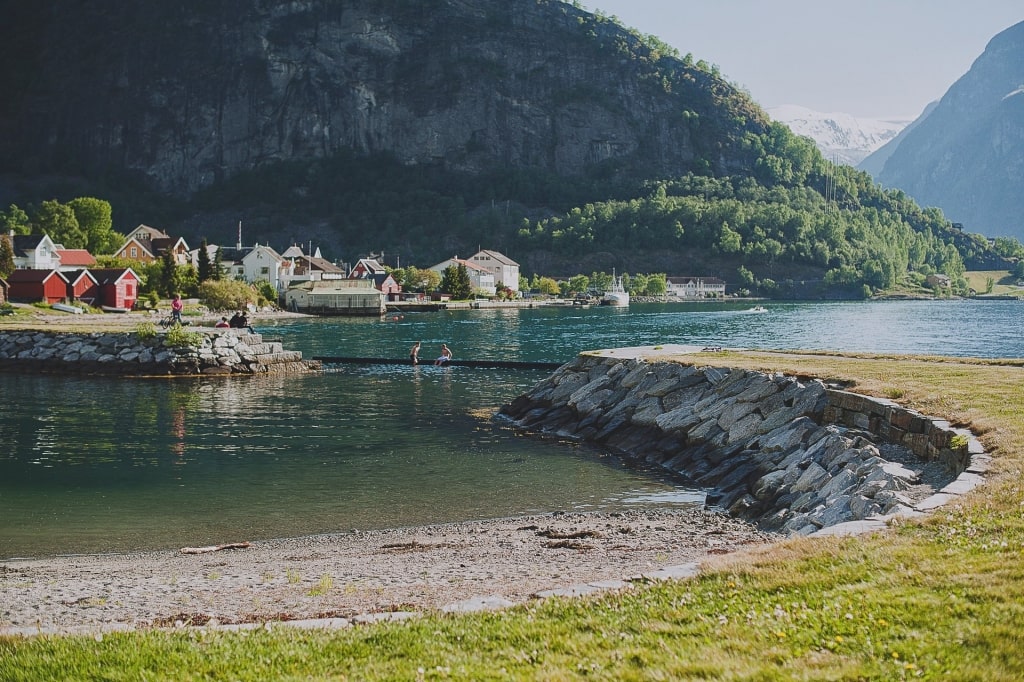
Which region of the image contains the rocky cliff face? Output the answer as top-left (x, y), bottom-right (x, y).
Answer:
top-left (0, 0), bottom-right (768, 198)
top-left (871, 21), bottom-right (1024, 240)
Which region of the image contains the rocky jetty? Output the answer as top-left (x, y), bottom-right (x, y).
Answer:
top-left (500, 354), bottom-right (985, 534)
top-left (0, 329), bottom-right (320, 376)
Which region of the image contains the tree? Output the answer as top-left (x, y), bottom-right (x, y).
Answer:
top-left (34, 200), bottom-right (86, 248)
top-left (197, 239), bottom-right (214, 282)
top-left (213, 247), bottom-right (224, 280)
top-left (67, 197), bottom-right (121, 254)
top-left (441, 264), bottom-right (472, 299)
top-left (567, 274), bottom-right (590, 296)
top-left (0, 235), bottom-right (14, 278)
top-left (0, 204), bottom-right (31, 235)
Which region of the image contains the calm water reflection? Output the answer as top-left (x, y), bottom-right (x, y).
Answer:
top-left (2, 300), bottom-right (1022, 558)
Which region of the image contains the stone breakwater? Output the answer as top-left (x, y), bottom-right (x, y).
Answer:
top-left (500, 354), bottom-right (987, 535)
top-left (0, 329), bottom-right (321, 376)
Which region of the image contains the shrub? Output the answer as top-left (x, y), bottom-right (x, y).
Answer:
top-left (164, 324), bottom-right (205, 348)
top-left (135, 322), bottom-right (157, 340)
top-left (199, 279), bottom-right (256, 312)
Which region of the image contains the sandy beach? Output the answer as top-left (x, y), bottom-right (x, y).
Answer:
top-left (0, 509), bottom-right (776, 636)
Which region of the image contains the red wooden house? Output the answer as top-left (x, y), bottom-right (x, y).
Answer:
top-left (89, 268), bottom-right (141, 310)
top-left (6, 269), bottom-right (70, 304)
top-left (64, 269), bottom-right (100, 305)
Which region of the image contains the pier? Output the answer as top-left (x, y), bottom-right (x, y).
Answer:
top-left (312, 356), bottom-right (563, 370)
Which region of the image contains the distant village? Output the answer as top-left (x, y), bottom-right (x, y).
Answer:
top-left (1, 224), bottom-right (728, 315)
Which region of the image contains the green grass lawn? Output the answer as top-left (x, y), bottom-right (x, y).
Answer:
top-left (965, 270), bottom-right (1024, 297)
top-left (3, 351), bottom-right (1024, 680)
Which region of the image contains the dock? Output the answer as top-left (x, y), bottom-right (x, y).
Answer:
top-left (312, 356), bottom-right (563, 371)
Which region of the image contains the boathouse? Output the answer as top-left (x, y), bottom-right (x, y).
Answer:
top-left (285, 279), bottom-right (386, 316)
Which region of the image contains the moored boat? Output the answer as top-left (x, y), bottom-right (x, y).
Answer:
top-left (53, 303), bottom-right (84, 314)
top-left (601, 272), bottom-right (630, 307)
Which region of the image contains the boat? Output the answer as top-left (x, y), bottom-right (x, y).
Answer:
top-left (600, 272), bottom-right (630, 307)
top-left (52, 303), bottom-right (84, 314)
top-left (101, 305), bottom-right (131, 313)
top-left (747, 305), bottom-right (768, 313)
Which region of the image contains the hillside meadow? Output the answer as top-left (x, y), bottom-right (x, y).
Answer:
top-left (2, 350), bottom-right (1024, 679)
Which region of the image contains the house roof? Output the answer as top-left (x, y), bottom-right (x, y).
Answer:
top-left (299, 255), bottom-right (345, 273)
top-left (88, 268), bottom-right (140, 285)
top-left (430, 257), bottom-right (490, 274)
top-left (281, 245), bottom-right (305, 258)
top-left (667, 276), bottom-right (727, 285)
top-left (55, 248), bottom-right (97, 267)
top-left (243, 244), bottom-right (285, 262)
top-left (471, 249), bottom-right (519, 266)
top-left (129, 224), bottom-right (171, 241)
top-left (354, 258), bottom-right (387, 274)
top-left (64, 269), bottom-right (98, 285)
top-left (11, 234), bottom-right (54, 256)
top-left (7, 268), bottom-right (68, 283)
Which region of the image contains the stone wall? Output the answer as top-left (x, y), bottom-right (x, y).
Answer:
top-left (0, 329), bottom-right (320, 376)
top-left (500, 354), bottom-right (985, 535)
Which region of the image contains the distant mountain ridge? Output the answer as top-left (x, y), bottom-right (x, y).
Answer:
top-left (768, 105), bottom-right (911, 167)
top-left (868, 20), bottom-right (1024, 241)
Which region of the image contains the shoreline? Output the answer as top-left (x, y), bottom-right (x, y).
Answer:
top-left (0, 508), bottom-right (776, 636)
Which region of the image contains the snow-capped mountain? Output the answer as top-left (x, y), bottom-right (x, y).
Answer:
top-left (768, 104), bottom-right (912, 166)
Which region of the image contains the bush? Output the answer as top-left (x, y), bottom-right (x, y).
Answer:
top-left (164, 324), bottom-right (205, 348)
top-left (199, 279), bottom-right (256, 312)
top-left (135, 322), bottom-right (157, 340)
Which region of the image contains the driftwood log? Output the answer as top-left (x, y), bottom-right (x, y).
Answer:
top-left (179, 541), bottom-right (251, 555)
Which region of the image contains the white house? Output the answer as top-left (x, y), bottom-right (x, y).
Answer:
top-left (428, 256), bottom-right (496, 295)
top-left (241, 244), bottom-right (292, 292)
top-left (10, 234), bottom-right (60, 270)
top-left (666, 276), bottom-right (727, 298)
top-left (468, 250), bottom-right (519, 293)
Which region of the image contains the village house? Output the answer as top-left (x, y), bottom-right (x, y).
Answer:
top-left (349, 257), bottom-right (401, 299)
top-left (467, 250), bottom-right (519, 293)
top-left (285, 279), bottom-right (386, 316)
top-left (63, 269), bottom-right (99, 305)
top-left (428, 256), bottom-right (496, 295)
top-left (88, 268), bottom-right (141, 310)
top-left (113, 225), bottom-right (190, 265)
top-left (6, 269), bottom-right (69, 304)
top-left (10, 234), bottom-right (60, 270)
top-left (666, 276), bottom-right (727, 298)
top-left (213, 243), bottom-right (292, 292)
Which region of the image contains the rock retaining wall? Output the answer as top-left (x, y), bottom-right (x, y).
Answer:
top-left (500, 354), bottom-right (986, 535)
top-left (0, 329), bottom-right (320, 376)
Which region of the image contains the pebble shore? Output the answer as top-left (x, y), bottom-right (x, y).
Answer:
top-left (1, 509), bottom-right (776, 636)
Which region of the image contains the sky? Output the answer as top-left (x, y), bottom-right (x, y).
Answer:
top-left (586, 1), bottom-right (1023, 120)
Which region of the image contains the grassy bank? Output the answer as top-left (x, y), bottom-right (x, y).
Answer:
top-left (3, 350), bottom-right (1023, 679)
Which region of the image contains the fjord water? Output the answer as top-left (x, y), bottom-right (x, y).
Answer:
top-left (2, 300), bottom-right (1022, 558)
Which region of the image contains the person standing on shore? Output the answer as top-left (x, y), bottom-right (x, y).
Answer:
top-left (170, 294), bottom-right (184, 324)
top-left (409, 341), bottom-right (421, 365)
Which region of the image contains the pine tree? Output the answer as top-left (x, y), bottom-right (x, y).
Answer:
top-left (197, 239), bottom-right (213, 282)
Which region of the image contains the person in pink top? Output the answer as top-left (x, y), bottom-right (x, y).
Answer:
top-left (171, 293), bottom-right (184, 324)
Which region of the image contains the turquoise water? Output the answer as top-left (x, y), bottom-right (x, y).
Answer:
top-left (2, 300), bottom-right (1022, 558)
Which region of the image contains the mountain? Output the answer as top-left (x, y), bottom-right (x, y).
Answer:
top-left (858, 102), bottom-right (937, 177)
top-left (768, 105), bottom-right (911, 167)
top-left (869, 20), bottom-right (1024, 241)
top-left (0, 1), bottom-right (765, 200)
